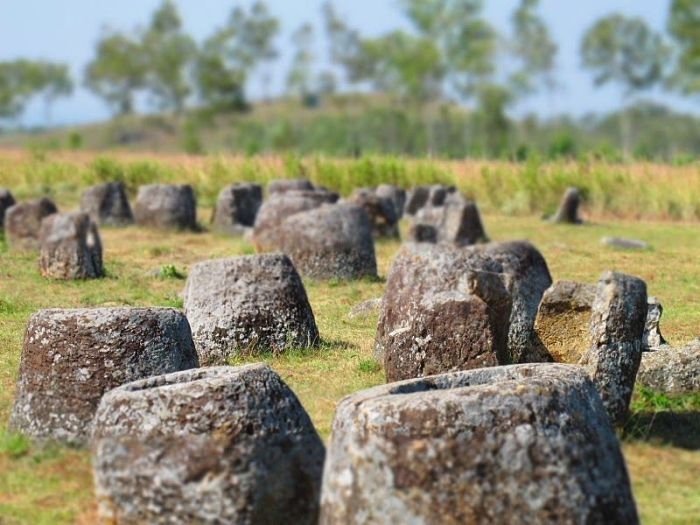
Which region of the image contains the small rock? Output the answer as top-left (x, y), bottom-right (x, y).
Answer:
top-left (80, 182), bottom-right (134, 226)
top-left (183, 254), bottom-right (319, 365)
top-left (211, 183), bottom-right (263, 235)
top-left (91, 364), bottom-right (325, 524)
top-left (637, 340), bottom-right (700, 394)
top-left (10, 308), bottom-right (198, 446)
top-left (644, 297), bottom-right (667, 350)
top-left (4, 198), bottom-right (58, 250)
top-left (320, 364), bottom-right (638, 525)
top-left (601, 237), bottom-right (649, 250)
top-left (39, 212), bottom-right (103, 280)
top-left (348, 298), bottom-right (382, 320)
top-left (133, 184), bottom-right (197, 231)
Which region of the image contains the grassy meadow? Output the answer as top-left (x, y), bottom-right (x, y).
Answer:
top-left (0, 150), bottom-right (699, 524)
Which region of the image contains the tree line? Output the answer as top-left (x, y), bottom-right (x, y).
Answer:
top-left (1, 0), bottom-right (699, 158)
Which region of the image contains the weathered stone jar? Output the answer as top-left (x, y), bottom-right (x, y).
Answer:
top-left (4, 197), bottom-right (58, 250)
top-left (133, 184), bottom-right (197, 230)
top-left (10, 308), bottom-right (198, 446)
top-left (320, 364), bottom-right (639, 525)
top-left (183, 254), bottom-right (319, 365)
top-left (80, 181), bottom-right (134, 226)
top-left (91, 364), bottom-right (325, 525)
top-left (39, 212), bottom-right (104, 279)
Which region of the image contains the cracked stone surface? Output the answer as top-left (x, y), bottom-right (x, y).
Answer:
top-left (133, 184), bottom-right (197, 230)
top-left (376, 241), bottom-right (551, 371)
top-left (39, 212), bottom-right (104, 280)
top-left (4, 197), bottom-right (58, 250)
top-left (637, 339), bottom-right (700, 394)
top-left (80, 182), bottom-right (134, 226)
top-left (320, 363), bottom-right (638, 525)
top-left (91, 364), bottom-right (325, 525)
top-left (183, 254), bottom-right (319, 365)
top-left (10, 308), bottom-right (198, 446)
top-left (581, 271), bottom-right (647, 426)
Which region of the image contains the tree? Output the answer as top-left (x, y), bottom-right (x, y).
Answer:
top-left (581, 14), bottom-right (669, 156)
top-left (0, 60), bottom-right (73, 123)
top-left (668, 0), bottom-right (700, 95)
top-left (286, 23), bottom-right (315, 99)
top-left (510, 0), bottom-right (558, 97)
top-left (142, 0), bottom-right (196, 113)
top-left (194, 1), bottom-right (279, 110)
top-left (85, 31), bottom-right (147, 116)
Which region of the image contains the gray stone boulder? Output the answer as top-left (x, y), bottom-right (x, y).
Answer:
top-left (552, 187), bottom-right (583, 224)
top-left (263, 203), bottom-right (377, 280)
top-left (10, 308), bottom-right (198, 446)
top-left (581, 271), bottom-right (648, 426)
top-left (534, 281), bottom-right (597, 363)
top-left (268, 178), bottom-right (315, 195)
top-left (91, 364), bottom-right (325, 525)
top-left (375, 184), bottom-right (406, 220)
top-left (0, 188), bottom-right (16, 228)
top-left (4, 197), bottom-right (58, 250)
top-left (133, 184), bottom-right (197, 230)
top-left (348, 188), bottom-right (399, 239)
top-left (183, 254), bottom-right (319, 365)
top-left (211, 183), bottom-right (262, 235)
top-left (39, 212), bottom-right (103, 280)
top-left (601, 237), bottom-right (649, 250)
top-left (253, 189), bottom-right (339, 251)
top-left (637, 340), bottom-right (700, 394)
top-left (80, 182), bottom-right (133, 226)
top-left (348, 297), bottom-right (382, 320)
top-left (320, 364), bottom-right (639, 525)
top-left (376, 241), bottom-right (552, 371)
top-left (404, 186), bottom-right (430, 216)
top-left (644, 297), bottom-right (667, 350)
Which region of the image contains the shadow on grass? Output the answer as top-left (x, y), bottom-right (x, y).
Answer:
top-left (622, 411), bottom-right (700, 450)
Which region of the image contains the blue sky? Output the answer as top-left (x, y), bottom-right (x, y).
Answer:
top-left (0, 0), bottom-right (693, 126)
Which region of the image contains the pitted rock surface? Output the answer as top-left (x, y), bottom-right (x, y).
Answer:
top-left (581, 271), bottom-right (647, 426)
top-left (80, 182), bottom-right (133, 226)
top-left (211, 183), bottom-right (262, 235)
top-left (320, 364), bottom-right (639, 525)
top-left (133, 184), bottom-right (197, 230)
top-left (375, 184), bottom-right (406, 220)
top-left (4, 197), bottom-right (58, 250)
top-left (534, 281), bottom-right (596, 363)
top-left (0, 187), bottom-right (16, 228)
top-left (637, 339), bottom-right (700, 394)
top-left (376, 241), bottom-right (551, 369)
top-left (10, 308), bottom-right (198, 446)
top-left (262, 203), bottom-right (377, 280)
top-left (348, 188), bottom-right (399, 239)
top-left (644, 297), bottom-right (667, 350)
top-left (39, 212), bottom-right (104, 280)
top-left (268, 178), bottom-right (315, 194)
top-left (91, 364), bottom-right (325, 525)
top-left (552, 186), bottom-right (583, 224)
top-left (253, 189), bottom-right (339, 251)
top-left (183, 254), bottom-right (319, 365)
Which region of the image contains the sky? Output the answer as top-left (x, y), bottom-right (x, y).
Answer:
top-left (0, 0), bottom-right (693, 127)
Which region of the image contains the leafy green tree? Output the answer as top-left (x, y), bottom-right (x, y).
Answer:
top-left (85, 31), bottom-right (147, 115)
top-left (668, 0), bottom-right (700, 95)
top-left (195, 1), bottom-right (279, 110)
top-left (142, 0), bottom-right (196, 113)
top-left (286, 23), bottom-right (315, 99)
top-left (581, 14), bottom-right (669, 156)
top-left (510, 0), bottom-right (558, 97)
top-left (0, 60), bottom-right (73, 123)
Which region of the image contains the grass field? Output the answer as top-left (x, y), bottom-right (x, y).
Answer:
top-left (0, 152), bottom-right (699, 523)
